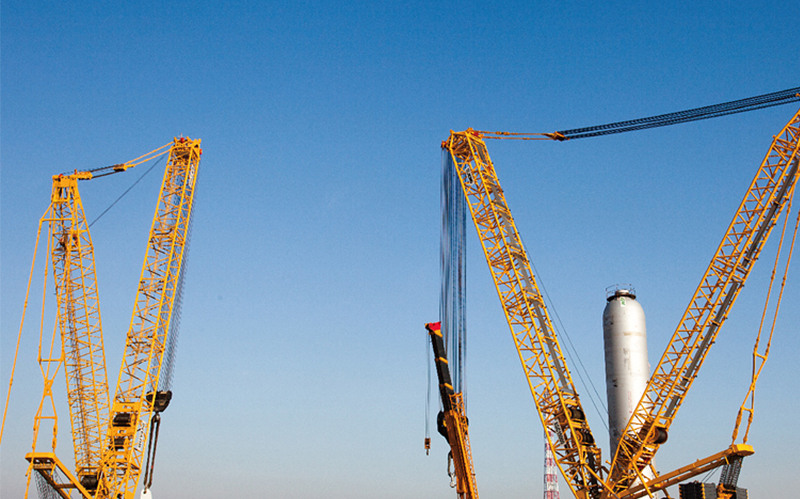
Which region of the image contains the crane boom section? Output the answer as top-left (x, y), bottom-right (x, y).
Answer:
top-left (442, 130), bottom-right (604, 499)
top-left (608, 108), bottom-right (800, 492)
top-left (48, 175), bottom-right (112, 484)
top-left (426, 322), bottom-right (478, 499)
top-left (444, 394), bottom-right (478, 499)
top-left (97, 137), bottom-right (201, 499)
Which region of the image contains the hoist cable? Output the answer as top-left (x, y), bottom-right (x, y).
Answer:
top-left (425, 333), bottom-right (432, 453)
top-left (441, 152), bottom-right (467, 396)
top-left (526, 252), bottom-right (610, 429)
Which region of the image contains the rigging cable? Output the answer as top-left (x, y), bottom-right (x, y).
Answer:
top-left (478, 86), bottom-right (800, 141)
top-left (424, 327), bottom-right (432, 454)
top-left (441, 152), bottom-right (468, 397)
top-left (556, 87), bottom-right (800, 140)
top-left (525, 252), bottom-right (609, 429)
top-left (88, 153), bottom-right (166, 227)
top-left (160, 172), bottom-right (199, 392)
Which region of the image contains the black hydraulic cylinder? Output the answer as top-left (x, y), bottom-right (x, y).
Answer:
top-left (426, 322), bottom-right (455, 413)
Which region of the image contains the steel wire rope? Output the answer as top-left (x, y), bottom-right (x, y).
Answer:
top-left (555, 87), bottom-right (800, 140)
top-left (441, 152), bottom-right (468, 399)
top-left (522, 241), bottom-right (610, 430)
top-left (425, 327), bottom-right (432, 451)
top-left (427, 152), bottom-right (467, 451)
top-left (562, 102), bottom-right (796, 139)
top-left (88, 153), bottom-right (166, 228)
top-left (698, 467), bottom-right (718, 485)
top-left (560, 92), bottom-right (788, 134)
top-left (159, 184), bottom-right (196, 392)
top-left (35, 469), bottom-right (64, 499)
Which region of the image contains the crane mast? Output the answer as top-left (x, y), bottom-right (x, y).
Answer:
top-left (23, 174), bottom-right (112, 495)
top-left (96, 137), bottom-right (201, 499)
top-left (607, 108), bottom-right (800, 494)
top-left (425, 322), bottom-right (478, 499)
top-left (442, 130), bottom-right (604, 499)
top-left (49, 175), bottom-right (112, 488)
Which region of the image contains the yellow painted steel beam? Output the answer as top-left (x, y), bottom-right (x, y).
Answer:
top-left (445, 394), bottom-right (479, 499)
top-left (617, 445), bottom-right (754, 499)
top-left (49, 175), bottom-right (111, 486)
top-left (25, 452), bottom-right (93, 499)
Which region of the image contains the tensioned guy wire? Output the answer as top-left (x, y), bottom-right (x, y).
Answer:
top-left (556, 87), bottom-right (800, 139)
top-left (88, 154), bottom-right (166, 228)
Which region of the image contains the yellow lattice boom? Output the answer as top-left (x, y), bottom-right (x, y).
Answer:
top-left (97, 137), bottom-right (202, 499)
top-left (48, 174), bottom-right (112, 484)
top-left (442, 130), bottom-right (606, 499)
top-left (607, 108), bottom-right (800, 494)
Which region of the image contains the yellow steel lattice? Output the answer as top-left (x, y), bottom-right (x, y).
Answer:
top-left (443, 130), bottom-right (605, 499)
top-left (97, 138), bottom-right (201, 499)
top-left (48, 175), bottom-right (111, 484)
top-left (608, 108), bottom-right (800, 493)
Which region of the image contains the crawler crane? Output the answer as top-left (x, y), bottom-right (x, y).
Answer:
top-left (440, 89), bottom-right (799, 498)
top-left (2, 137), bottom-right (202, 499)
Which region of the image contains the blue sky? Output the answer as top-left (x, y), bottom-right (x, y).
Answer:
top-left (2, 1), bottom-right (799, 497)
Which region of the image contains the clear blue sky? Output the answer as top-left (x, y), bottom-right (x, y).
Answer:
top-left (2, 1), bottom-right (798, 497)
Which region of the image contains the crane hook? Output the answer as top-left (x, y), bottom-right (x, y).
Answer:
top-left (447, 451), bottom-right (456, 488)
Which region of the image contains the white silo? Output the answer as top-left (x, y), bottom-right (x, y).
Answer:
top-left (603, 286), bottom-right (650, 459)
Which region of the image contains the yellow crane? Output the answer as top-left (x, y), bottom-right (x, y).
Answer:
top-left (3, 137), bottom-right (202, 499)
top-left (425, 321), bottom-right (478, 499)
top-left (440, 96), bottom-right (799, 499)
